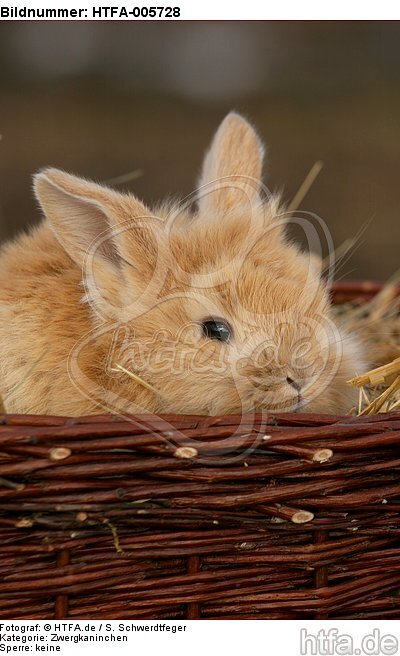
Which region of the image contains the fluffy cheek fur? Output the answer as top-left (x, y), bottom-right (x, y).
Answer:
top-left (299, 330), bottom-right (366, 414)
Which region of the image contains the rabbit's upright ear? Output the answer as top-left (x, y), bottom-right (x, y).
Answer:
top-left (197, 112), bottom-right (265, 215)
top-left (34, 168), bottom-right (158, 276)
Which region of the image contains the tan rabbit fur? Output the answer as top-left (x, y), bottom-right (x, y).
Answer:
top-left (0, 113), bottom-right (365, 416)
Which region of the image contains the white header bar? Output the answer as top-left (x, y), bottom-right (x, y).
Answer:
top-left (1, 0), bottom-right (400, 20)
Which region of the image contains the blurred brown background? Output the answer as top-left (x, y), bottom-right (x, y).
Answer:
top-left (0, 21), bottom-right (399, 280)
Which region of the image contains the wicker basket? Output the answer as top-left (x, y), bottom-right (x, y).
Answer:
top-left (0, 281), bottom-right (399, 620)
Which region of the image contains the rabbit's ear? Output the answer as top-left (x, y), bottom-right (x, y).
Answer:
top-left (33, 168), bottom-right (157, 275)
top-left (197, 112), bottom-right (265, 215)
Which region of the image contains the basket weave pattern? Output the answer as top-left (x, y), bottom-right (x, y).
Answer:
top-left (0, 410), bottom-right (399, 620)
top-left (0, 281), bottom-right (399, 620)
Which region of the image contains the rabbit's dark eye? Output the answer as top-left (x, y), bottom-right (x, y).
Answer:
top-left (202, 319), bottom-right (232, 342)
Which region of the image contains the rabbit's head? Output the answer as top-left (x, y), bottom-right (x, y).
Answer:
top-left (34, 113), bottom-right (364, 415)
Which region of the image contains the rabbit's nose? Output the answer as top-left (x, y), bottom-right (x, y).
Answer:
top-left (286, 376), bottom-right (301, 392)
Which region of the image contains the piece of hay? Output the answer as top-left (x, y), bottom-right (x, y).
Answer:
top-left (339, 280), bottom-right (400, 415)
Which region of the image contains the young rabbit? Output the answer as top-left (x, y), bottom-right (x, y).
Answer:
top-left (0, 112), bottom-right (365, 416)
